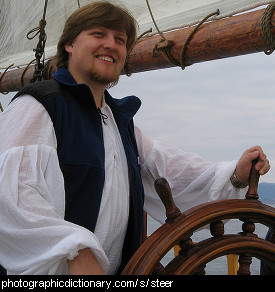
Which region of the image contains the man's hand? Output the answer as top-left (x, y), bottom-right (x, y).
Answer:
top-left (235, 146), bottom-right (270, 186)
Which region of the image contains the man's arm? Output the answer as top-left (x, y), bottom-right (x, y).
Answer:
top-left (68, 248), bottom-right (105, 275)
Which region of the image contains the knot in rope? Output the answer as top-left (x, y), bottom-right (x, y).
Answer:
top-left (26, 0), bottom-right (48, 82)
top-left (145, 0), bottom-right (220, 70)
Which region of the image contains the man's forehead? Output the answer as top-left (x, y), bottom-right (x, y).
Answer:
top-left (86, 26), bottom-right (127, 35)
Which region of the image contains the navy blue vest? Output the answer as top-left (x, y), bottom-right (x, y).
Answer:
top-left (13, 67), bottom-right (145, 273)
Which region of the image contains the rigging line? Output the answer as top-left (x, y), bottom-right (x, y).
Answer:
top-left (26, 0), bottom-right (48, 40)
top-left (136, 28), bottom-right (153, 42)
top-left (21, 59), bottom-right (36, 87)
top-left (26, 0), bottom-right (48, 82)
top-left (124, 28), bottom-right (153, 77)
top-left (42, 0), bottom-right (48, 20)
top-left (145, 1), bottom-right (220, 70)
top-left (145, 0), bottom-right (166, 41)
top-left (145, 0), bottom-right (178, 65)
top-left (180, 9), bottom-right (220, 69)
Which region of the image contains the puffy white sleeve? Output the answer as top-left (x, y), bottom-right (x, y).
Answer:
top-left (135, 126), bottom-right (247, 224)
top-left (0, 95), bottom-right (109, 275)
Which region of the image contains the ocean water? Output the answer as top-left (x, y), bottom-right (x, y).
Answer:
top-left (147, 203), bottom-right (274, 275)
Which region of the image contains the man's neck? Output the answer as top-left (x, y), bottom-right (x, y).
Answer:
top-left (67, 68), bottom-right (107, 108)
top-left (87, 81), bottom-right (106, 108)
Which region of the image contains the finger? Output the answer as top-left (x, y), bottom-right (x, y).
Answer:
top-left (255, 152), bottom-right (267, 166)
top-left (245, 146), bottom-right (263, 155)
top-left (247, 150), bottom-right (260, 163)
top-left (255, 157), bottom-right (269, 174)
top-left (259, 159), bottom-right (270, 175)
top-left (255, 159), bottom-right (265, 172)
top-left (239, 146), bottom-right (270, 177)
top-left (259, 152), bottom-right (267, 162)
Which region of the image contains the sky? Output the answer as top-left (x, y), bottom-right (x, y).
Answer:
top-left (111, 51), bottom-right (275, 183)
top-left (1, 51), bottom-right (274, 183)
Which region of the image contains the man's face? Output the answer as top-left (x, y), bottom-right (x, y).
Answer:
top-left (65, 27), bottom-right (128, 86)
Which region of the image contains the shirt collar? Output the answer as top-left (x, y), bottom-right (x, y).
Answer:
top-left (101, 95), bottom-right (107, 109)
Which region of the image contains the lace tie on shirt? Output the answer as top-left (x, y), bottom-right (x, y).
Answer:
top-left (97, 108), bottom-right (108, 125)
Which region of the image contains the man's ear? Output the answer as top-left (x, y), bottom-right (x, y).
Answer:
top-left (65, 42), bottom-right (73, 54)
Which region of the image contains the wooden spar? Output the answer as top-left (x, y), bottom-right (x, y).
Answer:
top-left (0, 66), bottom-right (35, 93)
top-left (0, 7), bottom-right (274, 93)
top-left (127, 8), bottom-right (275, 73)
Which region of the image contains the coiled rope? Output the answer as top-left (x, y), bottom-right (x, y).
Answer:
top-left (261, 1), bottom-right (275, 55)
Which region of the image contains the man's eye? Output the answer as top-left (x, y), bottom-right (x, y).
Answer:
top-left (116, 37), bottom-right (126, 45)
top-left (93, 32), bottom-right (104, 37)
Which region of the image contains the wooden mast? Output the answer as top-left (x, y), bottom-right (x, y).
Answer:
top-left (0, 8), bottom-right (274, 93)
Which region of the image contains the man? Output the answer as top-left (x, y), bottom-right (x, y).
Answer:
top-left (0, 1), bottom-right (270, 275)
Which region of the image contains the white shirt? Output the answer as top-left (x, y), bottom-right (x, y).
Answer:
top-left (94, 100), bottom-right (130, 275)
top-left (0, 95), bottom-right (246, 275)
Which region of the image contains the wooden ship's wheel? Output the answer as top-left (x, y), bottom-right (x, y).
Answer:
top-left (122, 164), bottom-right (275, 275)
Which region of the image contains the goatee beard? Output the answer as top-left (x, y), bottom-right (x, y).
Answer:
top-left (88, 67), bottom-right (120, 89)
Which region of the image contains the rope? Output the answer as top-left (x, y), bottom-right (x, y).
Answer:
top-left (21, 59), bottom-right (36, 87)
top-left (146, 0), bottom-right (165, 41)
top-left (261, 1), bottom-right (275, 55)
top-left (136, 28), bottom-right (153, 42)
top-left (146, 0), bottom-right (179, 66)
top-left (26, 0), bottom-right (48, 82)
top-left (124, 28), bottom-right (153, 77)
top-left (181, 9), bottom-right (220, 69)
top-left (145, 0), bottom-right (220, 70)
top-left (0, 102), bottom-right (3, 113)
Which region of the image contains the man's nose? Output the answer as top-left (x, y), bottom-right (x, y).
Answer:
top-left (103, 35), bottom-right (117, 49)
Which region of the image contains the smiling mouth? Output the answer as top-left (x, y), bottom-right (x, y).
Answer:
top-left (97, 56), bottom-right (115, 63)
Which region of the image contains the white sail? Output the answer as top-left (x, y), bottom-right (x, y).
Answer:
top-left (0, 0), bottom-right (273, 69)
